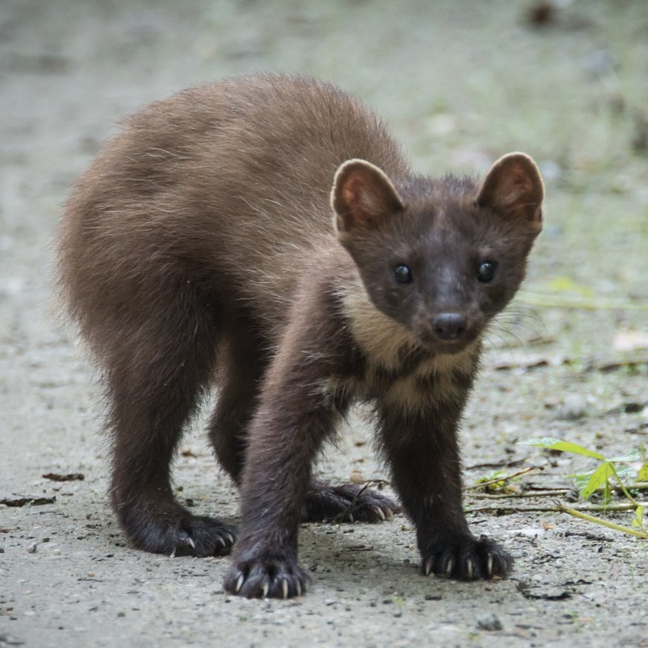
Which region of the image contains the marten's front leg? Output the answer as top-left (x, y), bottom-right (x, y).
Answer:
top-left (378, 402), bottom-right (513, 581)
top-left (223, 368), bottom-right (342, 598)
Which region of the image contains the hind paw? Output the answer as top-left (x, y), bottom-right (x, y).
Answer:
top-left (304, 482), bottom-right (400, 523)
top-left (118, 499), bottom-right (237, 557)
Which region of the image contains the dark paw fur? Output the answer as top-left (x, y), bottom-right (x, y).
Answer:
top-left (224, 557), bottom-right (310, 599)
top-left (421, 534), bottom-right (513, 581)
top-left (119, 502), bottom-right (237, 557)
top-left (304, 482), bottom-right (400, 523)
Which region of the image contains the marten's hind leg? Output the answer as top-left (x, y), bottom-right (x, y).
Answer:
top-left (304, 480), bottom-right (400, 523)
top-left (106, 286), bottom-right (236, 557)
top-left (207, 316), bottom-right (270, 484)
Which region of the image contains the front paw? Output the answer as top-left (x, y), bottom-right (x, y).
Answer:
top-left (224, 556), bottom-right (311, 599)
top-left (421, 534), bottom-right (513, 581)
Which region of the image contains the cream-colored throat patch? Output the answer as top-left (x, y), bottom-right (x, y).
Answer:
top-left (339, 277), bottom-right (418, 372)
top-left (337, 275), bottom-right (479, 412)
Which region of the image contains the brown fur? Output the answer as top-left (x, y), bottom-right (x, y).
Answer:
top-left (57, 73), bottom-right (544, 598)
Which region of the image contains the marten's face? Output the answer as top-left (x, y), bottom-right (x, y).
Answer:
top-left (331, 155), bottom-right (544, 355)
top-left (344, 196), bottom-right (538, 355)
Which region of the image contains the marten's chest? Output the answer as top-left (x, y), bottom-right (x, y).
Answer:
top-left (318, 346), bottom-right (478, 414)
top-left (319, 281), bottom-right (479, 412)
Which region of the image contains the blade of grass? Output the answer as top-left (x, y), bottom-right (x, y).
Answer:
top-left (556, 503), bottom-right (648, 539)
top-left (521, 438), bottom-right (606, 460)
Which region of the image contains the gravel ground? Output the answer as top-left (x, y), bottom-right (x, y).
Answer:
top-left (1, 1), bottom-right (648, 647)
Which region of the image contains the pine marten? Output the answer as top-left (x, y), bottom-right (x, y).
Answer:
top-left (58, 73), bottom-right (544, 599)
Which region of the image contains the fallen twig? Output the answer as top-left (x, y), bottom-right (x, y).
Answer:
top-left (468, 466), bottom-right (544, 491)
top-left (468, 503), bottom-right (640, 514)
top-left (471, 489), bottom-right (570, 499)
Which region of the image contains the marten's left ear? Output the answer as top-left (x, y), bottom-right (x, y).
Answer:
top-left (332, 159), bottom-right (404, 241)
top-left (477, 153), bottom-right (544, 233)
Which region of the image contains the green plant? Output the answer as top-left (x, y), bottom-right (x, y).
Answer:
top-left (521, 437), bottom-right (648, 538)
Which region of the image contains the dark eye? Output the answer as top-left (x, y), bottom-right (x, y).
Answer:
top-left (477, 261), bottom-right (496, 283)
top-left (393, 264), bottom-right (413, 284)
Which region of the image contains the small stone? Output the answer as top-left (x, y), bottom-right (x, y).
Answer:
top-left (555, 394), bottom-right (590, 420)
top-left (515, 526), bottom-right (546, 539)
top-left (477, 613), bottom-right (503, 631)
top-left (27, 543), bottom-right (38, 554)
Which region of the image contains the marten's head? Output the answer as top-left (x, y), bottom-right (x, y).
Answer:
top-left (331, 154), bottom-right (544, 356)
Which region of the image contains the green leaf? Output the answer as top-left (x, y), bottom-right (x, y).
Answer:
top-left (580, 462), bottom-right (614, 501)
top-left (637, 462), bottom-right (648, 482)
top-left (571, 472), bottom-right (593, 492)
top-left (522, 437), bottom-right (606, 460)
top-left (632, 506), bottom-right (645, 530)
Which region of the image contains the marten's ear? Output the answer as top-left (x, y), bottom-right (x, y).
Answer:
top-left (477, 153), bottom-right (544, 233)
top-left (331, 159), bottom-right (404, 239)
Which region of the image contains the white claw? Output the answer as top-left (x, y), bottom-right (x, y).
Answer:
top-left (348, 513), bottom-right (354, 523)
top-left (424, 558), bottom-right (433, 577)
top-left (235, 573), bottom-right (244, 594)
top-left (187, 537), bottom-right (196, 549)
top-left (375, 506), bottom-right (386, 522)
top-left (261, 582), bottom-right (269, 598)
top-left (445, 558), bottom-right (454, 577)
top-left (487, 555), bottom-right (494, 577)
top-left (295, 580), bottom-right (302, 597)
top-left (282, 579), bottom-right (289, 600)
top-left (466, 558), bottom-right (474, 579)
top-left (225, 533), bottom-right (235, 545)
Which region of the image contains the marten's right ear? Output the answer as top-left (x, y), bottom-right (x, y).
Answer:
top-left (331, 159), bottom-right (404, 240)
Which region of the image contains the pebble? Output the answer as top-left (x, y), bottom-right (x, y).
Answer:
top-left (514, 526), bottom-right (546, 539)
top-left (555, 394), bottom-right (590, 420)
top-left (477, 613), bottom-right (503, 631)
top-left (424, 593), bottom-right (442, 601)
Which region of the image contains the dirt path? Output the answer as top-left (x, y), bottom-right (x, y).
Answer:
top-left (1, 1), bottom-right (647, 646)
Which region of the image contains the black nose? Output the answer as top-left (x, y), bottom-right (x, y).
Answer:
top-left (432, 313), bottom-right (467, 340)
